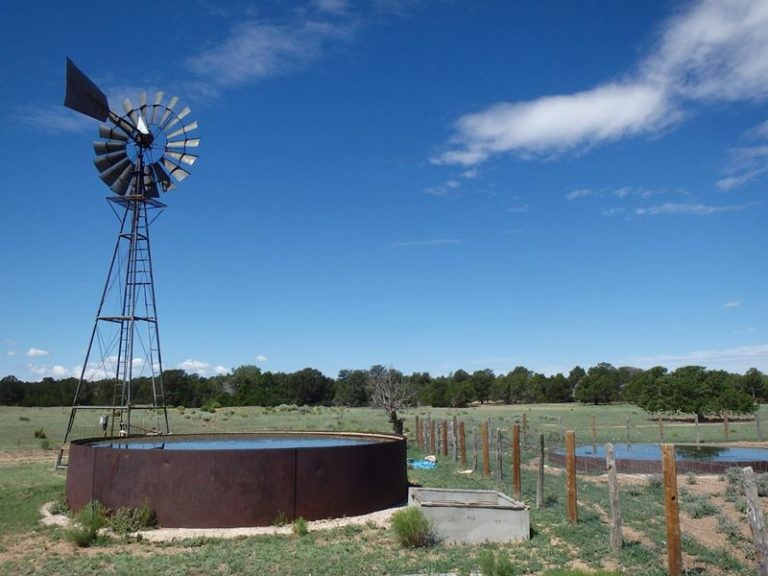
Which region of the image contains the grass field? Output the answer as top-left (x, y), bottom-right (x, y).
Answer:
top-left (0, 403), bottom-right (765, 575)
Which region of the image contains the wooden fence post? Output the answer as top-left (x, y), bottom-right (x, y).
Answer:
top-left (662, 443), bottom-right (682, 576)
top-left (429, 417), bottom-right (435, 453)
top-left (512, 422), bottom-right (521, 498)
top-left (695, 414), bottom-right (700, 445)
top-left (743, 466), bottom-right (768, 576)
top-left (436, 422), bottom-right (442, 455)
top-left (536, 433), bottom-right (544, 509)
top-left (459, 420), bottom-right (467, 467)
top-left (452, 416), bottom-right (458, 462)
top-left (591, 415), bottom-right (597, 447)
top-left (482, 420), bottom-right (490, 478)
top-left (724, 415), bottom-right (730, 441)
top-left (495, 428), bottom-right (503, 481)
top-left (473, 426), bottom-right (479, 472)
top-left (605, 443), bottom-right (622, 554)
top-left (441, 419), bottom-right (449, 457)
top-left (565, 431), bottom-right (577, 525)
top-left (415, 416), bottom-right (422, 449)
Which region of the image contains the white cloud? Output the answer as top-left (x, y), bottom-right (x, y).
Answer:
top-left (6, 351), bottom-right (16, 356)
top-left (635, 202), bottom-right (746, 216)
top-left (506, 204), bottom-right (529, 214)
top-left (255, 354), bottom-right (269, 362)
top-left (26, 348), bottom-right (49, 357)
top-left (178, 359), bottom-right (230, 377)
top-left (435, 0), bottom-right (768, 166)
top-left (187, 17), bottom-right (355, 88)
top-left (392, 238), bottom-right (464, 247)
top-left (717, 145), bottom-right (768, 190)
top-left (424, 180), bottom-right (462, 197)
top-left (629, 344), bottom-right (768, 373)
top-left (725, 300), bottom-right (741, 308)
top-left (314, 0), bottom-right (348, 14)
top-left (566, 188), bottom-right (595, 201)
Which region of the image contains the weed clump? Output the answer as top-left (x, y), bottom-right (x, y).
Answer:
top-left (391, 506), bottom-right (435, 548)
top-left (479, 550), bottom-right (516, 576)
top-left (292, 517), bottom-right (309, 537)
top-left (110, 502), bottom-right (156, 534)
top-left (33, 428), bottom-right (46, 439)
top-left (65, 501), bottom-right (109, 547)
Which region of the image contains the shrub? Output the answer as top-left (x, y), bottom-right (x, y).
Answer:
top-left (391, 506), bottom-right (435, 548)
top-left (273, 511), bottom-right (288, 527)
top-left (681, 492), bottom-right (717, 518)
top-left (293, 517), bottom-right (309, 537)
top-left (33, 428), bottom-right (46, 439)
top-left (40, 439), bottom-right (51, 450)
top-left (65, 501), bottom-right (109, 547)
top-left (646, 474), bottom-right (663, 491)
top-left (479, 550), bottom-right (517, 576)
top-left (200, 401), bottom-right (221, 414)
top-left (685, 471), bottom-right (698, 485)
top-left (19, 416), bottom-right (30, 421)
top-left (716, 514), bottom-right (743, 542)
top-left (109, 502), bottom-right (156, 534)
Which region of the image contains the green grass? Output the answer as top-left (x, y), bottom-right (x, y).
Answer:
top-left (0, 404), bottom-right (762, 575)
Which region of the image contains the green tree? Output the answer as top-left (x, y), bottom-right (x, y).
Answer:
top-left (469, 369), bottom-right (494, 404)
top-left (574, 363), bottom-right (621, 405)
top-left (334, 369), bottom-right (369, 406)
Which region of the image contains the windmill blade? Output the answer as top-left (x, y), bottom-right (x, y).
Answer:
top-left (99, 124), bottom-right (129, 142)
top-left (93, 140), bottom-right (126, 155)
top-left (150, 91), bottom-right (164, 123)
top-left (158, 96), bottom-right (179, 126)
top-left (111, 163), bottom-right (136, 195)
top-left (122, 97), bottom-right (139, 126)
top-left (97, 156), bottom-right (132, 186)
top-left (94, 150), bottom-right (128, 173)
top-left (166, 121), bottom-right (198, 140)
top-left (163, 158), bottom-right (190, 182)
top-left (166, 138), bottom-right (200, 149)
top-left (165, 151), bottom-right (198, 166)
top-left (64, 58), bottom-right (109, 121)
top-left (163, 106), bottom-right (191, 130)
top-left (150, 161), bottom-right (174, 192)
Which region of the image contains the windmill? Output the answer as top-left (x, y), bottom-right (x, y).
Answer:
top-left (56, 59), bottom-right (199, 467)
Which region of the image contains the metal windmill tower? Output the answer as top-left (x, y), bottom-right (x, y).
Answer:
top-left (56, 59), bottom-right (199, 467)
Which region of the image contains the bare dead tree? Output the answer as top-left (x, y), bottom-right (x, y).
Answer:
top-left (367, 365), bottom-right (413, 435)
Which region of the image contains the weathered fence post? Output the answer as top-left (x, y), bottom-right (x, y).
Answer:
top-left (566, 431), bottom-right (577, 525)
top-left (415, 416), bottom-right (422, 449)
top-left (495, 428), bottom-right (503, 481)
top-left (482, 420), bottom-right (490, 478)
top-left (429, 417), bottom-right (436, 453)
top-left (695, 414), bottom-right (700, 445)
top-left (452, 416), bottom-right (458, 462)
top-left (512, 422), bottom-right (521, 498)
top-left (441, 419), bottom-right (449, 457)
top-left (724, 415), bottom-right (730, 441)
top-left (662, 443), bottom-right (682, 576)
top-left (536, 433), bottom-right (544, 509)
top-left (605, 443), bottom-right (622, 554)
top-left (743, 466), bottom-right (768, 576)
top-left (473, 426), bottom-right (479, 472)
top-left (436, 421), bottom-right (442, 455)
top-left (459, 420), bottom-right (467, 467)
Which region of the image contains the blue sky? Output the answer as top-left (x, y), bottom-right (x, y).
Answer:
top-left (2, 0), bottom-right (768, 381)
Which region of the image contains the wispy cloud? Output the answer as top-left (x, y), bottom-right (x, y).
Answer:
top-left (255, 354), bottom-right (269, 362)
top-left (392, 238), bottom-right (464, 247)
top-left (26, 348), bottom-right (49, 358)
top-left (725, 300), bottom-right (741, 308)
top-left (635, 202), bottom-right (747, 216)
top-left (717, 145), bottom-right (768, 190)
top-left (565, 188), bottom-right (595, 201)
top-left (423, 179), bottom-right (461, 197)
top-left (187, 17), bottom-right (356, 88)
top-left (17, 106), bottom-right (94, 134)
top-left (629, 344), bottom-right (768, 373)
top-left (178, 359), bottom-right (229, 377)
top-left (434, 0), bottom-right (768, 166)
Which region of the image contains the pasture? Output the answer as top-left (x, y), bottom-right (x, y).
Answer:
top-left (0, 403), bottom-right (766, 575)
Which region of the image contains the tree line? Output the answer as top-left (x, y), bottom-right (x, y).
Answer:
top-left (1, 363), bottom-right (766, 418)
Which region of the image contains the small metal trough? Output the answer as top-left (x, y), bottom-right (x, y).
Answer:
top-left (410, 488), bottom-right (530, 544)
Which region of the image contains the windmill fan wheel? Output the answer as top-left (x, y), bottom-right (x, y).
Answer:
top-left (93, 92), bottom-right (200, 198)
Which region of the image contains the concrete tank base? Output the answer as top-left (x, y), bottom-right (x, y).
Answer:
top-left (66, 432), bottom-right (407, 528)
